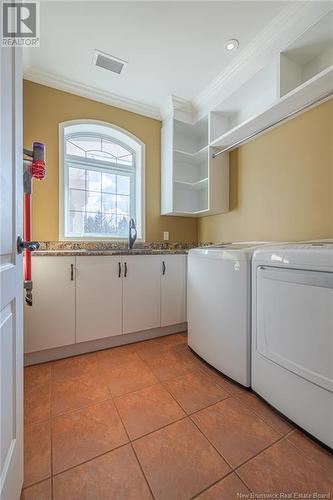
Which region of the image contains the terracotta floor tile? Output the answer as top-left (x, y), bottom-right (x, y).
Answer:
top-left (192, 398), bottom-right (280, 468)
top-left (20, 479), bottom-right (51, 500)
top-left (53, 444), bottom-right (152, 500)
top-left (238, 438), bottom-right (333, 495)
top-left (160, 333), bottom-right (187, 346)
top-left (115, 384), bottom-right (185, 440)
top-left (51, 356), bottom-right (110, 416)
top-left (101, 357), bottom-right (158, 397)
top-left (51, 353), bottom-right (100, 381)
top-left (144, 349), bottom-right (197, 382)
top-left (233, 391), bottom-right (293, 435)
top-left (170, 343), bottom-right (205, 367)
top-left (196, 473), bottom-right (251, 499)
top-left (135, 338), bottom-right (171, 361)
top-left (198, 364), bottom-right (248, 397)
top-left (96, 345), bottom-right (139, 367)
top-left (198, 364), bottom-right (293, 435)
top-left (133, 418), bottom-right (230, 500)
top-left (163, 369), bottom-right (230, 414)
top-left (52, 400), bottom-right (128, 474)
top-left (24, 364), bottom-right (51, 425)
top-left (24, 420), bottom-right (51, 487)
top-left (287, 429), bottom-right (333, 473)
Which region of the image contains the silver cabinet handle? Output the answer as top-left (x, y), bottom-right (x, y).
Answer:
top-left (70, 263), bottom-right (74, 281)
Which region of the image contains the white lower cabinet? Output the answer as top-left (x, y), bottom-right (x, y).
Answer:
top-left (25, 254), bottom-right (187, 353)
top-left (76, 256), bottom-right (123, 342)
top-left (24, 256), bottom-right (75, 353)
top-left (161, 255), bottom-right (187, 326)
top-left (122, 255), bottom-right (161, 334)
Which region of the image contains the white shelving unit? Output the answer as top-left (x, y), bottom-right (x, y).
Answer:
top-left (161, 116), bottom-right (229, 217)
top-left (161, 10), bottom-right (333, 218)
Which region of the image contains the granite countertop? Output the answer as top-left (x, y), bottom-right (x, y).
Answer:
top-left (33, 248), bottom-right (189, 256)
top-left (32, 241), bottom-right (196, 256)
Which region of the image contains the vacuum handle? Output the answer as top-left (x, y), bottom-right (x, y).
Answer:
top-left (17, 236), bottom-right (40, 254)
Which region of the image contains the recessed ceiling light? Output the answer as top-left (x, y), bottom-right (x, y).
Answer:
top-left (225, 39), bottom-right (239, 51)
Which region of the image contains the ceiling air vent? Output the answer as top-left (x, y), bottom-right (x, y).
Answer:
top-left (93, 50), bottom-right (127, 75)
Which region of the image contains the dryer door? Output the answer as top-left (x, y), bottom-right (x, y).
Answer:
top-left (256, 266), bottom-right (333, 392)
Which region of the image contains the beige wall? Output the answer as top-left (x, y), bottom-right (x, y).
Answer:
top-left (23, 81), bottom-right (197, 242)
top-left (199, 98), bottom-right (333, 242)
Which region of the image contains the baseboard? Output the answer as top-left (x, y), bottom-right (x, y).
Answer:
top-left (24, 323), bottom-right (187, 366)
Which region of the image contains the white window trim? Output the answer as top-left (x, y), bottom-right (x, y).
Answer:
top-left (59, 119), bottom-right (145, 242)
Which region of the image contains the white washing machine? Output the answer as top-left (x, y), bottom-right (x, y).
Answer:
top-left (187, 242), bottom-right (270, 387)
top-left (252, 243), bottom-right (333, 447)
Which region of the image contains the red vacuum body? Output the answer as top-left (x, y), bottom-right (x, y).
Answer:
top-left (23, 142), bottom-right (46, 305)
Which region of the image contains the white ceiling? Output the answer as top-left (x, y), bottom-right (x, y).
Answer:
top-left (24, 1), bottom-right (290, 113)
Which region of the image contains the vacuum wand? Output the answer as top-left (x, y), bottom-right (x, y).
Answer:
top-left (22, 142), bottom-right (46, 306)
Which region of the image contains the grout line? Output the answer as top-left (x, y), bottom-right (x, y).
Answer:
top-left (50, 443), bottom-right (130, 481)
top-left (190, 469), bottom-right (236, 499)
top-left (130, 415), bottom-right (188, 444)
top-left (130, 443), bottom-right (156, 499)
top-left (112, 394), bottom-right (156, 499)
top-left (189, 414), bottom-right (234, 470)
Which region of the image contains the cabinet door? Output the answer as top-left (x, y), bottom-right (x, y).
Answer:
top-left (76, 256), bottom-right (123, 342)
top-left (123, 255), bottom-right (161, 334)
top-left (24, 257), bottom-right (75, 353)
top-left (161, 255), bottom-right (187, 326)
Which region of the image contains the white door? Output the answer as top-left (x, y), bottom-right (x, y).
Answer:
top-left (24, 257), bottom-right (75, 353)
top-left (76, 256), bottom-right (123, 342)
top-left (0, 45), bottom-right (24, 499)
top-left (161, 255), bottom-right (187, 326)
top-left (123, 256), bottom-right (161, 334)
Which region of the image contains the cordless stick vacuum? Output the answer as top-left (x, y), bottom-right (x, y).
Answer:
top-left (18, 142), bottom-right (46, 305)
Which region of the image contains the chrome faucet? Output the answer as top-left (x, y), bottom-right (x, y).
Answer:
top-left (128, 218), bottom-right (137, 249)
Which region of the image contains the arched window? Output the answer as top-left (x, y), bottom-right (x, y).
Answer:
top-left (59, 121), bottom-right (145, 240)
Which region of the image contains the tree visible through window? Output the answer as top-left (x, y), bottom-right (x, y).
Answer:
top-left (60, 122), bottom-right (144, 239)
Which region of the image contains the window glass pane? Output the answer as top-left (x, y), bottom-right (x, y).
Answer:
top-left (86, 170), bottom-right (101, 191)
top-left (67, 142), bottom-right (85, 157)
top-left (102, 173), bottom-right (116, 193)
top-left (102, 140), bottom-right (131, 158)
top-left (117, 195), bottom-right (129, 215)
top-left (117, 215), bottom-right (130, 237)
top-left (101, 213), bottom-right (117, 234)
top-left (64, 127), bottom-right (139, 239)
top-left (117, 155), bottom-right (133, 166)
top-left (84, 212), bottom-right (102, 233)
top-left (70, 137), bottom-right (101, 153)
top-left (69, 167), bottom-right (85, 189)
top-left (87, 150), bottom-right (113, 162)
top-left (69, 211), bottom-right (84, 234)
top-left (102, 193), bottom-right (116, 213)
top-left (117, 175), bottom-right (130, 195)
top-left (69, 189), bottom-right (85, 211)
top-left (86, 191), bottom-right (101, 212)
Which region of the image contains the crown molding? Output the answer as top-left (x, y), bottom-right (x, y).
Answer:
top-left (160, 95), bottom-right (197, 122)
top-left (193, 1), bottom-right (333, 117)
top-left (23, 68), bottom-right (161, 120)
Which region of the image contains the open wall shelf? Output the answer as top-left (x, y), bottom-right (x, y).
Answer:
top-left (161, 10), bottom-right (333, 218)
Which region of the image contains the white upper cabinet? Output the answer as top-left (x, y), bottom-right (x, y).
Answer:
top-left (161, 114), bottom-right (229, 217)
top-left (76, 256), bottom-right (123, 342)
top-left (24, 257), bottom-right (75, 353)
top-left (122, 255), bottom-right (161, 334)
top-left (161, 255), bottom-right (187, 327)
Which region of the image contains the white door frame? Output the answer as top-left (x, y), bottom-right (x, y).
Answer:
top-left (0, 39), bottom-right (24, 500)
